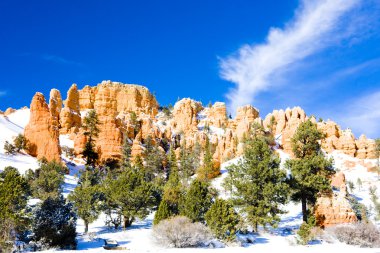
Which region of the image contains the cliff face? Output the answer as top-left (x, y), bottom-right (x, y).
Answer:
top-left (60, 84), bottom-right (81, 134)
top-left (24, 92), bottom-right (61, 162)
top-left (23, 80), bottom-right (379, 165)
top-left (263, 108), bottom-right (377, 159)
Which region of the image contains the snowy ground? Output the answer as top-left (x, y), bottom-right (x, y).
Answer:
top-left (0, 109), bottom-right (39, 173)
top-left (1, 109), bottom-right (380, 252)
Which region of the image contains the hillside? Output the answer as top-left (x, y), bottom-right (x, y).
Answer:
top-left (1, 81), bottom-right (380, 252)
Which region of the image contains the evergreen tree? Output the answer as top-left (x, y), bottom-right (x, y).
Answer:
top-left (33, 196), bottom-right (77, 249)
top-left (4, 140), bottom-right (16, 155)
top-left (285, 120), bottom-right (335, 222)
top-left (167, 146), bottom-right (178, 178)
top-left (197, 137), bottom-right (220, 181)
top-left (121, 136), bottom-right (132, 169)
top-left (81, 109), bottom-right (100, 166)
top-left (179, 139), bottom-right (200, 184)
top-left (153, 161), bottom-right (183, 225)
top-left (68, 171), bottom-right (102, 234)
top-left (224, 136), bottom-right (289, 231)
top-left (14, 133), bottom-right (28, 152)
top-left (32, 161), bottom-right (65, 200)
top-left (153, 200), bottom-right (172, 225)
top-left (103, 166), bottom-right (154, 229)
top-left (205, 199), bottom-right (240, 242)
top-left (181, 179), bottom-right (213, 222)
top-left (0, 167), bottom-right (29, 250)
top-left (143, 136), bottom-right (164, 181)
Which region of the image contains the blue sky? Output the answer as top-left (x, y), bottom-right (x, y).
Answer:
top-left (1, 0), bottom-right (380, 138)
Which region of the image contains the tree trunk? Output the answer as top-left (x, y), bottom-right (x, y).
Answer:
top-left (302, 195), bottom-right (307, 222)
top-left (84, 220), bottom-right (89, 234)
top-left (123, 216), bottom-right (134, 230)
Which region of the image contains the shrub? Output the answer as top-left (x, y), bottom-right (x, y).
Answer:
top-left (330, 222), bottom-right (380, 248)
top-left (153, 216), bottom-right (212, 248)
top-left (14, 134), bottom-right (28, 152)
top-left (205, 199), bottom-right (240, 242)
top-left (296, 215), bottom-right (316, 245)
top-left (181, 179), bottom-right (213, 222)
top-left (33, 196), bottom-right (77, 249)
top-left (4, 141), bottom-right (16, 155)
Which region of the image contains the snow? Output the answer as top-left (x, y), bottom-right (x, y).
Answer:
top-left (6, 107), bottom-right (30, 129)
top-left (0, 112), bottom-right (39, 173)
top-left (1, 109), bottom-right (380, 252)
top-left (60, 134), bottom-right (75, 148)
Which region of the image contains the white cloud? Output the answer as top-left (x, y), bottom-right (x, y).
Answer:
top-left (334, 91), bottom-right (380, 138)
top-left (220, 0), bottom-right (361, 113)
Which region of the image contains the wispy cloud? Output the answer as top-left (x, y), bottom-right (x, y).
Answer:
top-left (333, 91), bottom-right (380, 138)
top-left (0, 91), bottom-right (6, 97)
top-left (41, 54), bottom-right (83, 67)
top-left (220, 0), bottom-right (363, 113)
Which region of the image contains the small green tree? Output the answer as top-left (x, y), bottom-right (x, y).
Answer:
top-left (285, 120), bottom-right (335, 222)
top-left (181, 179), bottom-right (213, 222)
top-left (143, 136), bottom-right (164, 182)
top-left (197, 137), bottom-right (220, 181)
top-left (154, 161), bottom-right (183, 225)
top-left (0, 167), bottom-right (30, 250)
top-left (32, 161), bottom-right (65, 200)
top-left (121, 136), bottom-right (132, 169)
top-left (153, 200), bottom-right (172, 225)
top-left (68, 171), bottom-right (102, 234)
top-left (224, 136), bottom-right (289, 231)
top-left (33, 196), bottom-right (77, 249)
top-left (4, 141), bottom-right (16, 155)
top-left (205, 199), bottom-right (240, 242)
top-left (103, 166), bottom-right (154, 229)
top-left (82, 109), bottom-right (100, 166)
top-left (14, 134), bottom-right (28, 152)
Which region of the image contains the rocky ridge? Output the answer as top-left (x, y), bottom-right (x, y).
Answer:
top-left (22, 80), bottom-right (378, 165)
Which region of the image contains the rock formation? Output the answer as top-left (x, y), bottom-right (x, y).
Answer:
top-left (172, 98), bottom-right (203, 135)
top-left (49, 88), bottom-right (62, 130)
top-left (4, 107), bottom-right (16, 116)
top-left (315, 184), bottom-right (358, 227)
top-left (331, 171), bottom-right (346, 189)
top-left (60, 84), bottom-right (81, 134)
top-left (24, 92), bottom-right (61, 161)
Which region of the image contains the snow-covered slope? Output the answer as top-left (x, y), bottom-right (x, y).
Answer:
top-left (0, 109), bottom-right (39, 173)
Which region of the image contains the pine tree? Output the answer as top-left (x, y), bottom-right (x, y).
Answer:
top-left (285, 120), bottom-right (335, 222)
top-left (33, 196), bottom-right (77, 249)
top-left (179, 139), bottom-right (199, 184)
top-left (103, 166), bottom-right (154, 229)
top-left (143, 136), bottom-right (164, 181)
top-left (181, 179), bottom-right (213, 222)
top-left (121, 136), bottom-right (132, 169)
top-left (153, 160), bottom-right (183, 225)
top-left (32, 161), bottom-right (65, 200)
top-left (167, 146), bottom-right (178, 179)
top-left (4, 140), bottom-right (16, 155)
top-left (68, 171), bottom-right (102, 234)
top-left (153, 200), bottom-right (172, 225)
top-left (0, 167), bottom-right (29, 250)
top-left (81, 109), bottom-right (100, 166)
top-left (14, 133), bottom-right (28, 152)
top-left (224, 136), bottom-right (289, 231)
top-left (205, 199), bottom-right (240, 242)
top-left (197, 137), bottom-right (220, 181)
